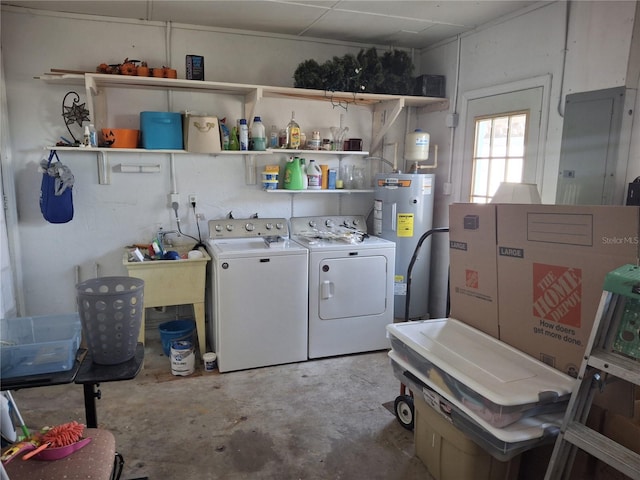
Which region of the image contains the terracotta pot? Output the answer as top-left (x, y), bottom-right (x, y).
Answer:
top-left (152, 68), bottom-right (164, 78)
top-left (165, 69), bottom-right (177, 79)
top-left (137, 66), bottom-right (150, 77)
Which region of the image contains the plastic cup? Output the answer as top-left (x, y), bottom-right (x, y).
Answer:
top-left (203, 352), bottom-right (217, 372)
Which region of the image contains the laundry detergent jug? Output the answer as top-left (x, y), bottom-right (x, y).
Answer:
top-left (284, 156), bottom-right (304, 190)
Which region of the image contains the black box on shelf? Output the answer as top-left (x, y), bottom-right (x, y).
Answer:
top-left (627, 180), bottom-right (640, 205)
top-left (186, 55), bottom-right (204, 81)
top-left (414, 74), bottom-right (445, 98)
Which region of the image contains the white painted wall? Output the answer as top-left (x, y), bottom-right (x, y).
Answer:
top-left (1, 7), bottom-right (383, 317)
top-left (1, 2), bottom-right (638, 320)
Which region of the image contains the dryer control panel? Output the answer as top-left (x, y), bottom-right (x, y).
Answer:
top-left (290, 216), bottom-right (367, 236)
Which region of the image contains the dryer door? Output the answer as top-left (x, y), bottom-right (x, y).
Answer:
top-left (318, 255), bottom-right (387, 319)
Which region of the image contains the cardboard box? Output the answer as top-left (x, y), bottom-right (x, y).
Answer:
top-left (449, 203), bottom-right (500, 337)
top-left (518, 403), bottom-right (606, 480)
top-left (594, 400), bottom-right (640, 480)
top-left (496, 205), bottom-right (639, 376)
top-left (413, 394), bottom-right (521, 480)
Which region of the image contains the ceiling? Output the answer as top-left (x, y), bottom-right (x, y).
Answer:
top-left (4, 0), bottom-right (542, 50)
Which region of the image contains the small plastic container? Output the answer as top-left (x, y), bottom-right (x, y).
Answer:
top-left (203, 352), bottom-right (217, 371)
top-left (1, 313), bottom-right (82, 378)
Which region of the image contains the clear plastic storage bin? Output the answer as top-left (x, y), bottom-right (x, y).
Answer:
top-left (0, 313), bottom-right (81, 378)
top-left (390, 350), bottom-right (562, 461)
top-left (387, 318), bottom-right (574, 428)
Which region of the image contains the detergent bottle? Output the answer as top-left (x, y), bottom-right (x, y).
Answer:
top-left (283, 156), bottom-right (304, 190)
top-left (306, 159), bottom-right (322, 189)
top-left (229, 126), bottom-right (240, 151)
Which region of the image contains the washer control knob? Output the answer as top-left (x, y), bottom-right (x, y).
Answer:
top-left (325, 219), bottom-right (334, 228)
top-left (308, 220), bottom-right (317, 228)
top-left (265, 223), bottom-right (273, 230)
top-left (215, 224), bottom-right (223, 232)
top-left (352, 218), bottom-right (361, 227)
top-left (245, 223), bottom-right (255, 232)
top-left (226, 224), bottom-right (234, 231)
top-left (276, 222), bottom-right (285, 230)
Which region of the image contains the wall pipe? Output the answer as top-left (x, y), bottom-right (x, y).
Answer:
top-left (165, 21), bottom-right (179, 196)
top-left (446, 34), bottom-right (462, 191)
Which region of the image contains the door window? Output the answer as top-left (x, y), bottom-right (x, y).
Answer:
top-left (471, 112), bottom-right (528, 203)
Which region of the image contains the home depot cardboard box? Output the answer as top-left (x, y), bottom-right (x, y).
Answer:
top-left (496, 205), bottom-right (640, 376)
top-left (594, 400), bottom-right (640, 480)
top-left (449, 203), bottom-right (500, 337)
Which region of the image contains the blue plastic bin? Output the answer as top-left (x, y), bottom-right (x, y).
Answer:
top-left (158, 319), bottom-right (195, 356)
top-left (0, 313), bottom-right (82, 378)
top-left (140, 111), bottom-right (183, 149)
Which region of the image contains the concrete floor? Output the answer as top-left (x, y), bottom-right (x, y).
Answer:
top-left (10, 328), bottom-right (436, 480)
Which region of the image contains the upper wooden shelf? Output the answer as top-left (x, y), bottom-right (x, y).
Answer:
top-left (37, 73), bottom-right (448, 110)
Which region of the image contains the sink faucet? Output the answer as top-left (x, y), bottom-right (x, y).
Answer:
top-left (157, 228), bottom-right (179, 251)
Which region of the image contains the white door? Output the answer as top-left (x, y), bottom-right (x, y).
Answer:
top-left (318, 255), bottom-right (387, 320)
top-left (460, 76), bottom-right (550, 202)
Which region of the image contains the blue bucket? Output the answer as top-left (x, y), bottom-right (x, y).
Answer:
top-left (158, 319), bottom-right (195, 356)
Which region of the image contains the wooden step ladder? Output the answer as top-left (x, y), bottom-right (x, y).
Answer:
top-left (544, 264), bottom-right (640, 480)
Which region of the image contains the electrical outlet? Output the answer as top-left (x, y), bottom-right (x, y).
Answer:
top-left (168, 193), bottom-right (180, 207)
top-left (189, 194), bottom-right (198, 205)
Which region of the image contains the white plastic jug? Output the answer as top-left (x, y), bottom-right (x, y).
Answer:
top-left (307, 159), bottom-right (322, 190)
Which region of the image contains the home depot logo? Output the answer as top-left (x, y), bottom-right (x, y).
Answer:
top-left (532, 263), bottom-right (582, 327)
top-left (466, 269), bottom-right (479, 288)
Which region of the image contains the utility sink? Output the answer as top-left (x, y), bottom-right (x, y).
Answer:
top-left (123, 245), bottom-right (210, 354)
top-left (122, 246), bottom-right (210, 305)
top-left (125, 243), bottom-right (208, 262)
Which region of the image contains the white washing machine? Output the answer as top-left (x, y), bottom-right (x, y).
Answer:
top-left (206, 218), bottom-right (308, 372)
top-left (290, 215), bottom-right (396, 359)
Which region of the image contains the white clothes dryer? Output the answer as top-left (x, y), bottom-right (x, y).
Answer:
top-left (290, 216), bottom-right (396, 359)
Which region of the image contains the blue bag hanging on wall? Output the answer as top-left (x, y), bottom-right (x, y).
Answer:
top-left (39, 150), bottom-right (74, 224)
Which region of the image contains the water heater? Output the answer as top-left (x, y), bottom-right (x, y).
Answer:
top-left (374, 173), bottom-right (435, 319)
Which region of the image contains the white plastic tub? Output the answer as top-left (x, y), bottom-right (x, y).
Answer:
top-left (390, 350), bottom-right (562, 461)
top-left (386, 318), bottom-right (575, 427)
